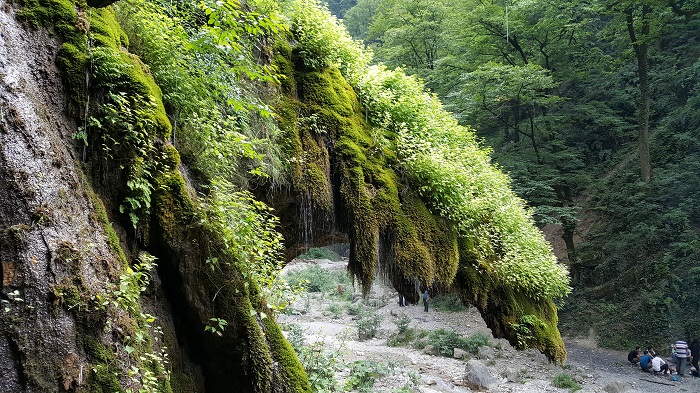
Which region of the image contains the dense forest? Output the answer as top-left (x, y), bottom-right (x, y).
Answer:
top-left (336, 0), bottom-right (700, 349)
top-left (0, 0), bottom-right (698, 391)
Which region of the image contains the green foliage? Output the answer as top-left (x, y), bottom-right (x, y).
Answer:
top-left (425, 329), bottom-right (490, 358)
top-left (284, 264), bottom-right (350, 293)
top-left (203, 180), bottom-right (285, 297)
top-left (204, 318), bottom-right (229, 336)
top-left (364, 0), bottom-right (449, 81)
top-left (393, 312), bottom-right (411, 333)
top-left (284, 324), bottom-right (345, 393)
top-left (297, 247), bottom-right (341, 261)
top-left (355, 64), bottom-right (570, 301)
top-left (387, 329), bottom-right (416, 347)
top-left (91, 253), bottom-right (172, 392)
top-left (346, 302), bottom-right (365, 316)
top-left (115, 0), bottom-right (287, 186)
top-left (552, 373), bottom-right (581, 392)
top-left (325, 303), bottom-right (343, 318)
top-left (356, 314), bottom-right (382, 340)
top-left (282, 0), bottom-right (370, 79)
top-left (345, 360), bottom-right (388, 393)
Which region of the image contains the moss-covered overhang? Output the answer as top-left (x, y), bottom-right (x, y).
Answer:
top-left (273, 43), bottom-right (567, 364)
top-left (273, 45), bottom-right (459, 297)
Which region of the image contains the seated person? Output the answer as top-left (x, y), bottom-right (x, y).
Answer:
top-left (628, 347), bottom-right (641, 365)
top-left (639, 350), bottom-right (653, 371)
top-left (647, 347), bottom-right (656, 358)
top-left (652, 354), bottom-right (668, 375)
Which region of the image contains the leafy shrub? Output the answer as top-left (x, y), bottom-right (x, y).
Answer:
top-left (284, 264), bottom-right (349, 293)
top-left (326, 302), bottom-right (343, 318)
top-left (425, 329), bottom-right (490, 357)
top-left (387, 328), bottom-right (416, 348)
top-left (393, 313), bottom-right (411, 333)
top-left (552, 373), bottom-right (581, 392)
top-left (297, 246), bottom-right (341, 261)
top-left (283, 0), bottom-right (370, 79)
top-left (431, 294), bottom-right (469, 312)
top-left (346, 302), bottom-right (365, 316)
top-left (345, 360), bottom-right (388, 393)
top-left (356, 314), bottom-right (382, 340)
top-left (284, 324), bottom-right (345, 392)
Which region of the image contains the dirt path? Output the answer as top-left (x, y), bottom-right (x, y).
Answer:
top-left (279, 259), bottom-right (700, 392)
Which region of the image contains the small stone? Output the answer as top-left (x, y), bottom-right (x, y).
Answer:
top-left (426, 379), bottom-right (437, 386)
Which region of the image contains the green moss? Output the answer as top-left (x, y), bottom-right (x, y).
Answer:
top-left (153, 171), bottom-right (194, 243)
top-left (90, 364), bottom-right (124, 393)
top-left (261, 314), bottom-right (311, 393)
top-left (15, 0), bottom-right (80, 33)
top-left (277, 62), bottom-right (460, 297)
top-left (83, 176), bottom-right (128, 267)
top-left (84, 336), bottom-right (116, 364)
top-left (272, 39), bottom-right (296, 95)
top-left (89, 7), bottom-right (129, 49)
top-left (297, 69), bottom-right (358, 118)
top-left (52, 283), bottom-right (82, 310)
top-left (162, 144), bottom-right (181, 169)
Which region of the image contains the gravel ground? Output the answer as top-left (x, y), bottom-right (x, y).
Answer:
top-left (279, 259), bottom-right (700, 392)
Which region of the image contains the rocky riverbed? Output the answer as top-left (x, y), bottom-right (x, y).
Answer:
top-left (278, 258), bottom-right (700, 393)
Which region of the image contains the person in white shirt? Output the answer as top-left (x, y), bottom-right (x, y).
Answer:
top-left (652, 355), bottom-right (669, 375)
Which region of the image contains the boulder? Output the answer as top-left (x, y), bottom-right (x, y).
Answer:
top-left (464, 360), bottom-right (499, 391)
top-left (603, 381), bottom-right (630, 393)
top-left (478, 346), bottom-right (496, 360)
top-left (503, 367), bottom-right (520, 382)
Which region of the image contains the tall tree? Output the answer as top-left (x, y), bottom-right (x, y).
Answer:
top-left (601, 0), bottom-right (700, 182)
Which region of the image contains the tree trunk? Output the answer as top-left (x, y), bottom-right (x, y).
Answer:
top-left (627, 6), bottom-right (652, 182)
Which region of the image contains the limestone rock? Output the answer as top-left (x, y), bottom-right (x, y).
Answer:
top-left (478, 346), bottom-right (496, 360)
top-left (464, 359), bottom-right (499, 391)
top-left (503, 367), bottom-right (520, 382)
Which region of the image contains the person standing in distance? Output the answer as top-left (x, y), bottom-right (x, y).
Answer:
top-left (422, 289), bottom-right (429, 312)
top-left (675, 339), bottom-right (690, 375)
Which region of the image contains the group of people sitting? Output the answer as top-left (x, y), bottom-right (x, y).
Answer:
top-left (628, 339), bottom-right (700, 377)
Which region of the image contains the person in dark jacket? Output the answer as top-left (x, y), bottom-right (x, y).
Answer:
top-left (690, 339), bottom-right (700, 373)
top-left (628, 347), bottom-right (641, 365)
top-left (422, 290), bottom-right (429, 312)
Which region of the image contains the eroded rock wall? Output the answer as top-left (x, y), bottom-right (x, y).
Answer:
top-left (0, 2), bottom-right (116, 390)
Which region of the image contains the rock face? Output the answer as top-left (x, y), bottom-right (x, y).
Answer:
top-left (463, 360), bottom-right (499, 391)
top-left (0, 4), bottom-right (117, 391)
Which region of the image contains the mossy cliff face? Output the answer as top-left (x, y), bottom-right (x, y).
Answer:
top-left (273, 42), bottom-right (566, 363)
top-left (4, 1), bottom-right (310, 392)
top-left (152, 152), bottom-right (310, 393)
top-left (0, 2), bottom-right (140, 390)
